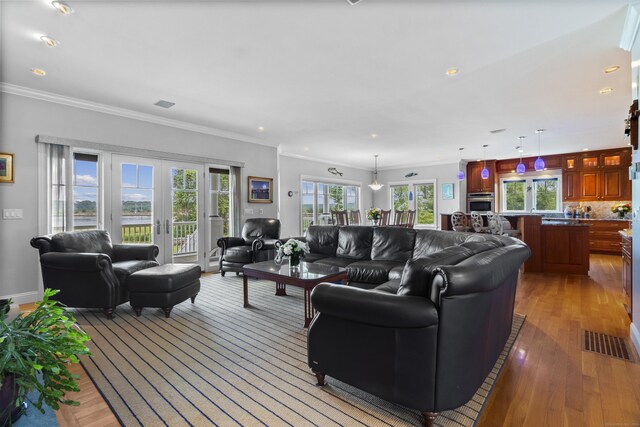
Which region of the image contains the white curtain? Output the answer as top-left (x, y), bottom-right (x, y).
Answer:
top-left (46, 144), bottom-right (71, 233)
top-left (229, 166), bottom-right (242, 236)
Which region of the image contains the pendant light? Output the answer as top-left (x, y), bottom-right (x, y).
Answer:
top-left (534, 129), bottom-right (545, 171)
top-left (481, 144), bottom-right (490, 179)
top-left (457, 148), bottom-right (465, 180)
top-left (516, 136), bottom-right (526, 175)
top-left (369, 154), bottom-right (384, 191)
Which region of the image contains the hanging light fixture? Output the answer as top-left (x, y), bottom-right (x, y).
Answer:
top-left (534, 129), bottom-right (545, 171)
top-left (457, 148), bottom-right (465, 180)
top-left (516, 136), bottom-right (526, 175)
top-left (369, 154), bottom-right (384, 191)
top-left (481, 144), bottom-right (490, 179)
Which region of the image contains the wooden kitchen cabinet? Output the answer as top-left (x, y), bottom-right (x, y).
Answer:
top-left (579, 220), bottom-right (631, 254)
top-left (467, 161), bottom-right (495, 193)
top-left (579, 171), bottom-right (600, 200)
top-left (562, 171), bottom-right (580, 201)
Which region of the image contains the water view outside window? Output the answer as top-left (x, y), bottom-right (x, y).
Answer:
top-left (533, 178), bottom-right (559, 211)
top-left (301, 181), bottom-right (360, 232)
top-left (120, 163), bottom-right (153, 243)
top-left (73, 153), bottom-right (99, 230)
top-left (503, 180), bottom-right (526, 211)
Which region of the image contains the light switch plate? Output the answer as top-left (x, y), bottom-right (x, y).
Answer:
top-left (2, 209), bottom-right (23, 219)
top-left (244, 208), bottom-right (254, 215)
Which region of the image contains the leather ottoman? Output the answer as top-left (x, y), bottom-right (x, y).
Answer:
top-left (127, 263), bottom-right (201, 318)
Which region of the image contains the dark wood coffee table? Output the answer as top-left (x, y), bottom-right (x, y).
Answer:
top-left (242, 261), bottom-right (347, 327)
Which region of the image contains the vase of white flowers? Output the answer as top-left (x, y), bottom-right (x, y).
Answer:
top-left (275, 239), bottom-right (310, 271)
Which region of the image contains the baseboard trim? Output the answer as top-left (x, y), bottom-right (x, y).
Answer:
top-left (631, 322), bottom-right (640, 357)
top-left (0, 291), bottom-right (40, 305)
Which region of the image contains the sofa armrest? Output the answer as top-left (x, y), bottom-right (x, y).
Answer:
top-left (251, 238), bottom-right (265, 253)
top-left (40, 252), bottom-right (113, 272)
top-left (217, 237), bottom-right (246, 252)
top-left (311, 283), bottom-right (438, 328)
top-left (112, 244), bottom-right (159, 262)
top-left (30, 236), bottom-right (54, 255)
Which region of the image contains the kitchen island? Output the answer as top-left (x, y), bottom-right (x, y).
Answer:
top-left (440, 213), bottom-right (591, 274)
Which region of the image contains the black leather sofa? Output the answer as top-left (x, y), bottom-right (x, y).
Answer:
top-left (301, 225), bottom-right (530, 426)
top-left (217, 218), bottom-right (281, 276)
top-left (31, 230), bottom-right (159, 319)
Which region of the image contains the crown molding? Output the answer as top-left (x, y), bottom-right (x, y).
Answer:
top-left (278, 151), bottom-right (372, 171)
top-left (620, 3), bottom-right (640, 51)
top-left (0, 82), bottom-right (275, 147)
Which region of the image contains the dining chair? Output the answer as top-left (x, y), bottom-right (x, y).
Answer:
top-left (486, 212), bottom-right (503, 235)
top-left (331, 210), bottom-right (349, 226)
top-left (349, 210), bottom-right (362, 225)
top-left (405, 209), bottom-right (416, 228)
top-left (379, 209), bottom-right (391, 226)
top-left (470, 211), bottom-right (489, 233)
top-left (450, 211), bottom-right (470, 232)
top-left (394, 210), bottom-right (406, 226)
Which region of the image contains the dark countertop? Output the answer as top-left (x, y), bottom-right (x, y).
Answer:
top-left (541, 217), bottom-right (630, 222)
top-left (541, 221), bottom-right (590, 227)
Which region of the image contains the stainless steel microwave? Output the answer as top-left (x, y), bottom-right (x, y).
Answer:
top-left (467, 192), bottom-right (495, 213)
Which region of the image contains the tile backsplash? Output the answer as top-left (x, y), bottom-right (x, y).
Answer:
top-left (561, 201), bottom-right (631, 219)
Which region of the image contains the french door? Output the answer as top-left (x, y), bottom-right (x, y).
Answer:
top-left (111, 155), bottom-right (205, 267)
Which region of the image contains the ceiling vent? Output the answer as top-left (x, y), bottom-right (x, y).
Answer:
top-left (154, 100), bottom-right (175, 109)
top-left (345, 0), bottom-right (363, 5)
top-left (489, 128), bottom-right (506, 134)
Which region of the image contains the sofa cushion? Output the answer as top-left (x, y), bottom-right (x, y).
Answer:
top-left (223, 245), bottom-right (254, 263)
top-left (303, 253), bottom-right (328, 263)
top-left (113, 260), bottom-right (159, 286)
top-left (51, 230), bottom-right (114, 258)
top-left (373, 280), bottom-right (401, 294)
top-left (314, 257), bottom-right (354, 268)
top-left (412, 229), bottom-right (469, 259)
top-left (398, 241), bottom-right (503, 297)
top-left (388, 265), bottom-right (405, 281)
top-left (371, 227), bottom-right (416, 261)
top-left (337, 226), bottom-right (373, 260)
top-left (305, 226), bottom-right (339, 257)
top-left (347, 260), bottom-right (405, 284)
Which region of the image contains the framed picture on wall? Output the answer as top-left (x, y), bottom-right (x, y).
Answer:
top-left (248, 176), bottom-right (273, 203)
top-left (442, 183), bottom-right (454, 200)
top-left (0, 153), bottom-right (14, 183)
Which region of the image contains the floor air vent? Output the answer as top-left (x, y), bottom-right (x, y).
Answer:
top-left (582, 330), bottom-right (633, 362)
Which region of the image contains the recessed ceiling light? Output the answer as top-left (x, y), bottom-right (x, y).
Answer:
top-left (604, 65), bottom-right (620, 74)
top-left (31, 68), bottom-right (46, 76)
top-left (599, 87), bottom-right (613, 95)
top-left (257, 126), bottom-right (265, 133)
top-left (40, 35), bottom-right (59, 48)
top-left (583, 148), bottom-right (589, 151)
top-left (154, 100), bottom-right (175, 108)
top-left (51, 1), bottom-right (74, 15)
top-left (446, 68), bottom-right (459, 76)
top-left (370, 133), bottom-right (378, 139)
top-left (304, 147), bottom-right (309, 151)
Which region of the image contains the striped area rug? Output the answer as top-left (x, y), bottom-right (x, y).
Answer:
top-left (75, 274), bottom-right (525, 427)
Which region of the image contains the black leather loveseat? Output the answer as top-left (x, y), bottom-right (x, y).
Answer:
top-left (31, 230), bottom-right (159, 319)
top-left (300, 225), bottom-right (530, 426)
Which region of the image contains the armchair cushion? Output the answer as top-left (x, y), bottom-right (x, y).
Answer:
top-left (113, 244), bottom-right (159, 262)
top-left (50, 229), bottom-right (114, 258)
top-left (223, 245), bottom-right (254, 263)
top-left (112, 260), bottom-right (159, 287)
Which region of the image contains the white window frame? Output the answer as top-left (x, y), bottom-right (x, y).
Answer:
top-left (300, 175), bottom-right (361, 232)
top-left (499, 172), bottom-right (562, 213)
top-left (388, 179), bottom-right (438, 229)
top-left (71, 149), bottom-right (104, 231)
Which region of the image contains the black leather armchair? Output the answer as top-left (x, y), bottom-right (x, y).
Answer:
top-left (217, 218), bottom-right (281, 276)
top-left (30, 230), bottom-right (159, 319)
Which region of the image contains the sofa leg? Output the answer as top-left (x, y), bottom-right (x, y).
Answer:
top-left (132, 307), bottom-right (142, 317)
top-left (422, 412), bottom-right (438, 427)
top-left (220, 270), bottom-right (225, 277)
top-left (191, 294), bottom-right (197, 304)
top-left (103, 308), bottom-right (114, 320)
top-left (162, 307), bottom-right (173, 318)
top-left (313, 371), bottom-right (325, 386)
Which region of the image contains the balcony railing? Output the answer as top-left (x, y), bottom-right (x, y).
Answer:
top-left (120, 222), bottom-right (198, 255)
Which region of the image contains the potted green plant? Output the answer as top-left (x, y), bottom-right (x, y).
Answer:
top-left (0, 289), bottom-right (91, 425)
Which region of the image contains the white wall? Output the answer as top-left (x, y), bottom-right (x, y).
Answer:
top-left (0, 93), bottom-right (278, 300)
top-left (278, 155), bottom-right (373, 238)
top-left (373, 162), bottom-right (466, 229)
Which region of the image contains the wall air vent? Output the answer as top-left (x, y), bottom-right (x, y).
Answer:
top-left (489, 128), bottom-right (506, 134)
top-left (154, 100), bottom-right (175, 109)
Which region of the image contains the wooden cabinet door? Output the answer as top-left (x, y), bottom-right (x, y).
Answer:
top-left (580, 171), bottom-right (599, 200)
top-left (563, 171), bottom-right (580, 201)
top-left (562, 155), bottom-right (579, 171)
top-left (481, 160), bottom-right (496, 192)
top-left (601, 168), bottom-right (625, 200)
top-left (466, 162), bottom-right (483, 193)
top-left (581, 155), bottom-right (600, 170)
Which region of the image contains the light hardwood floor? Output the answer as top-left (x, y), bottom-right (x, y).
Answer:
top-left (39, 254), bottom-right (639, 426)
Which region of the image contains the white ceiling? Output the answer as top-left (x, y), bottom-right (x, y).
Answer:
top-left (0, 0), bottom-right (634, 170)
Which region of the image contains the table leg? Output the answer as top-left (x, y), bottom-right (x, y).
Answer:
top-left (275, 282), bottom-right (287, 296)
top-left (304, 287), bottom-right (315, 328)
top-left (243, 274), bottom-right (249, 308)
